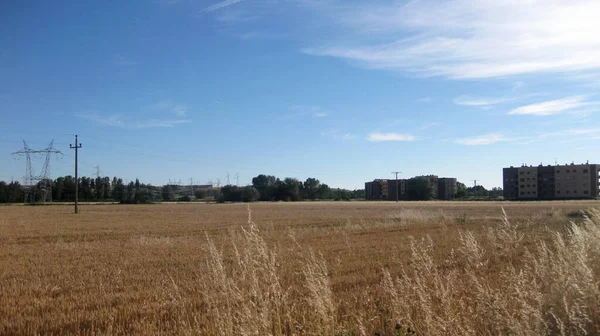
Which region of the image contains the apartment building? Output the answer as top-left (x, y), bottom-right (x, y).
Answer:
top-left (438, 178), bottom-right (458, 200)
top-left (387, 179), bottom-right (407, 201)
top-left (365, 175), bottom-right (457, 201)
top-left (503, 163), bottom-right (600, 200)
top-left (365, 179), bottom-right (389, 200)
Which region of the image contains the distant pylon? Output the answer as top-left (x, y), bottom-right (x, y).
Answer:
top-left (11, 140), bottom-right (37, 203)
top-left (11, 139), bottom-right (62, 204)
top-left (94, 165), bottom-right (101, 179)
top-left (37, 140), bottom-right (63, 203)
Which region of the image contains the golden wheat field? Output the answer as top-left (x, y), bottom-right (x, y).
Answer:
top-left (1, 201), bottom-right (600, 335)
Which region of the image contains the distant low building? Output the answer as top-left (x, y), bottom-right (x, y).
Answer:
top-left (365, 175), bottom-right (457, 201)
top-left (503, 163), bottom-right (600, 200)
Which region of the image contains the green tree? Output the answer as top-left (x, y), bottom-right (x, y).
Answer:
top-left (303, 177), bottom-right (320, 200)
top-left (252, 174), bottom-right (278, 201)
top-left (279, 178), bottom-right (301, 201)
top-left (456, 182), bottom-right (467, 198)
top-left (0, 181), bottom-right (7, 203)
top-left (407, 177), bottom-right (435, 200)
top-left (242, 186), bottom-right (260, 202)
top-left (162, 185), bottom-right (175, 201)
top-left (317, 184), bottom-right (331, 199)
top-left (221, 185), bottom-right (243, 202)
top-left (194, 189), bottom-right (207, 199)
top-left (7, 182), bottom-right (24, 203)
top-left (112, 178), bottom-right (126, 202)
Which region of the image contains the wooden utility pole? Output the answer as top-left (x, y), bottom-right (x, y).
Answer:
top-left (70, 135), bottom-right (82, 214)
top-left (392, 171), bottom-right (402, 202)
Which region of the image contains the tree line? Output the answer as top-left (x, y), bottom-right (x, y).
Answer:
top-left (0, 176), bottom-right (155, 204)
top-left (216, 175), bottom-right (364, 203)
top-left (0, 174), bottom-right (366, 204)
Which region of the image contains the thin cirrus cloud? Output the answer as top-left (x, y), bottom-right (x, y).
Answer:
top-left (320, 129), bottom-right (355, 141)
top-left (147, 100), bottom-right (188, 117)
top-left (453, 96), bottom-right (513, 107)
top-left (76, 113), bottom-right (190, 129)
top-left (455, 133), bottom-right (505, 146)
top-left (508, 95), bottom-right (596, 116)
top-left (76, 113), bottom-right (125, 128)
top-left (303, 0), bottom-right (600, 80)
top-left (134, 119), bottom-right (191, 129)
top-left (366, 132), bottom-right (416, 142)
top-left (203, 0), bottom-right (244, 12)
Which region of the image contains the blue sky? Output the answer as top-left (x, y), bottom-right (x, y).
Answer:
top-left (2, 0), bottom-right (600, 190)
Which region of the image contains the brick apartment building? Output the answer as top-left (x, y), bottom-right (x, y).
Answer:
top-left (366, 175), bottom-right (457, 201)
top-left (365, 179), bottom-right (389, 200)
top-left (503, 163), bottom-right (600, 200)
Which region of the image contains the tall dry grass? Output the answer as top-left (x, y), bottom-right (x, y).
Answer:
top-left (1, 202), bottom-right (600, 335)
top-left (197, 206), bottom-right (600, 335)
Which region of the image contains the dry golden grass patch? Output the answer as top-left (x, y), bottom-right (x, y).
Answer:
top-left (1, 201), bottom-right (599, 335)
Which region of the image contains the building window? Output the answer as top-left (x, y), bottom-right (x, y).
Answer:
top-left (520, 192), bottom-right (524, 195)
top-left (520, 178), bottom-right (525, 182)
top-left (584, 190), bottom-right (589, 194)
top-left (520, 185), bottom-right (525, 188)
top-left (556, 170), bottom-right (560, 173)
top-left (566, 191), bottom-right (570, 194)
top-left (520, 172), bottom-right (524, 175)
top-left (527, 184), bottom-right (530, 187)
top-left (584, 169), bottom-right (588, 173)
top-left (573, 169), bottom-right (577, 172)
top-left (527, 171), bottom-right (531, 175)
top-left (557, 191), bottom-right (561, 194)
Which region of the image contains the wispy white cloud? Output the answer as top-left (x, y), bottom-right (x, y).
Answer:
top-left (289, 105), bottom-right (330, 118)
top-left (518, 127), bottom-right (600, 144)
top-left (147, 100), bottom-right (188, 116)
top-left (304, 0), bottom-right (600, 80)
top-left (76, 113), bottom-right (125, 128)
top-left (508, 95), bottom-right (595, 116)
top-left (134, 119), bottom-right (191, 129)
top-left (512, 81), bottom-right (525, 91)
top-left (76, 113), bottom-right (190, 129)
top-left (454, 95), bottom-right (512, 107)
top-left (320, 129), bottom-right (355, 141)
top-left (417, 122), bottom-right (440, 130)
top-left (366, 132), bottom-right (416, 142)
top-left (455, 133), bottom-right (505, 146)
top-left (417, 97), bottom-right (432, 103)
top-left (203, 0), bottom-right (244, 12)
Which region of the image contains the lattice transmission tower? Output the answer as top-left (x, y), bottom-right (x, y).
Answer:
top-left (11, 140), bottom-right (37, 203)
top-left (37, 140), bottom-right (63, 202)
top-left (11, 140), bottom-right (63, 204)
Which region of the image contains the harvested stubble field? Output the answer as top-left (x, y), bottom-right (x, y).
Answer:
top-left (1, 201), bottom-right (600, 335)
